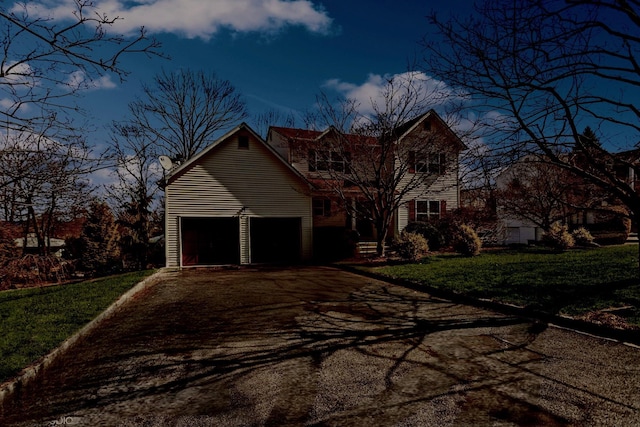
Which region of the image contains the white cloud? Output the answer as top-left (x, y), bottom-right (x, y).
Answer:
top-left (324, 71), bottom-right (466, 117)
top-left (18, 0), bottom-right (333, 39)
top-left (1, 61), bottom-right (37, 87)
top-left (64, 71), bottom-right (117, 91)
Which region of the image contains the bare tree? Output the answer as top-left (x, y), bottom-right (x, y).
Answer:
top-left (424, 0), bottom-right (640, 230)
top-left (128, 69), bottom-right (247, 162)
top-left (0, 129), bottom-right (92, 254)
top-left (106, 123), bottom-right (162, 269)
top-left (0, 1), bottom-right (161, 143)
top-left (251, 108), bottom-right (297, 139)
top-left (308, 73), bottom-right (467, 256)
top-left (495, 157), bottom-right (605, 231)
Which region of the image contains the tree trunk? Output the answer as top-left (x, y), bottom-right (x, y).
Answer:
top-left (375, 217), bottom-right (388, 257)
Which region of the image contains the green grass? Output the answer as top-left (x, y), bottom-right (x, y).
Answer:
top-left (369, 245), bottom-right (640, 325)
top-left (0, 270), bottom-right (154, 383)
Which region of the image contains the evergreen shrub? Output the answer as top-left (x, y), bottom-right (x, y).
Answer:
top-left (452, 224), bottom-right (482, 256)
top-left (542, 223), bottom-right (575, 251)
top-left (394, 231), bottom-right (429, 262)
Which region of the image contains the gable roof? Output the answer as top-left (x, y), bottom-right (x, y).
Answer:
top-left (269, 110), bottom-right (467, 151)
top-left (269, 125), bottom-right (378, 146)
top-left (393, 109), bottom-right (467, 151)
top-left (166, 122), bottom-right (313, 187)
top-left (269, 126), bottom-right (324, 141)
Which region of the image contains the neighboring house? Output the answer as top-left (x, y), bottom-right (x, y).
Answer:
top-left (1, 218), bottom-right (84, 258)
top-left (495, 152), bottom-right (636, 245)
top-left (268, 110), bottom-right (466, 257)
top-left (164, 123), bottom-right (313, 267)
top-left (14, 233), bottom-right (66, 257)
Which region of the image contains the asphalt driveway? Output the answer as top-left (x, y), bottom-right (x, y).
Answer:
top-left (1, 266), bottom-right (639, 426)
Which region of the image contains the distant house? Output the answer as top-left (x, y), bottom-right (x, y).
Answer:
top-left (164, 123), bottom-right (313, 267)
top-left (2, 218), bottom-right (84, 258)
top-left (495, 153), bottom-right (635, 245)
top-left (14, 234), bottom-right (66, 257)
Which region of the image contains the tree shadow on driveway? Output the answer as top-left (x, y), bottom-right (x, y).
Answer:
top-left (1, 267), bottom-right (638, 426)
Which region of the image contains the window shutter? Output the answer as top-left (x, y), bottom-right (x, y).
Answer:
top-left (408, 200), bottom-right (416, 222)
top-left (440, 200), bottom-right (447, 217)
top-left (440, 153), bottom-right (447, 174)
top-left (408, 151), bottom-right (416, 173)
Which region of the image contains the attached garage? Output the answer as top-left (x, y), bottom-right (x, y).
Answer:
top-left (164, 123), bottom-right (313, 268)
top-left (181, 217), bottom-right (240, 266)
top-left (179, 216), bottom-right (303, 266)
top-left (250, 217), bottom-right (301, 264)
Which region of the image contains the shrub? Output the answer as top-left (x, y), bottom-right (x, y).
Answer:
top-left (404, 221), bottom-right (448, 250)
top-left (0, 255), bottom-right (74, 290)
top-left (394, 231), bottom-right (429, 262)
top-left (588, 206), bottom-right (631, 245)
top-left (572, 227), bottom-right (595, 246)
top-left (542, 223), bottom-right (574, 251)
top-left (452, 224), bottom-right (482, 256)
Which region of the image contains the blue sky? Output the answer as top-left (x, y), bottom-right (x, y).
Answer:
top-left (16, 0), bottom-right (473, 145)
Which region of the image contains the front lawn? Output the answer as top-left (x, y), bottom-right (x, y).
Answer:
top-left (368, 245), bottom-right (640, 327)
top-left (0, 270), bottom-right (154, 383)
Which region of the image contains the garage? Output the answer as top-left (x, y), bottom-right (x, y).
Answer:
top-left (250, 217), bottom-right (301, 264)
top-left (181, 217), bottom-right (239, 266)
top-left (164, 124), bottom-right (313, 268)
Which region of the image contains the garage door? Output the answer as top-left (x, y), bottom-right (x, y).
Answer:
top-left (250, 217), bottom-right (301, 264)
top-left (181, 217), bottom-right (239, 266)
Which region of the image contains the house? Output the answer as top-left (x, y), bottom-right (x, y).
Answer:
top-left (164, 123), bottom-right (313, 267)
top-left (495, 153), bottom-right (635, 245)
top-left (14, 234), bottom-right (66, 257)
top-left (164, 111), bottom-right (465, 267)
top-left (268, 110), bottom-right (466, 258)
top-left (390, 111), bottom-right (466, 231)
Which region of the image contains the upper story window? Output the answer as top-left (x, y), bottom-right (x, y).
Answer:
top-left (238, 135), bottom-right (249, 149)
top-left (428, 153), bottom-right (446, 174)
top-left (409, 151), bottom-right (446, 175)
top-left (308, 149), bottom-right (351, 173)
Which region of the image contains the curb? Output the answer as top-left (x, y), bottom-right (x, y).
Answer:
top-left (0, 269), bottom-right (169, 412)
top-left (336, 264), bottom-right (640, 347)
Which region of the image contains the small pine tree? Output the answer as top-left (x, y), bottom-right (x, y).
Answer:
top-left (77, 201), bottom-right (121, 274)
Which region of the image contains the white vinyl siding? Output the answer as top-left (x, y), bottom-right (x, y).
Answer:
top-left (396, 152), bottom-right (461, 233)
top-left (165, 129), bottom-right (312, 267)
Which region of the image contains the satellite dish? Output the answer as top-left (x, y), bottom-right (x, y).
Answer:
top-left (159, 155), bottom-right (174, 171)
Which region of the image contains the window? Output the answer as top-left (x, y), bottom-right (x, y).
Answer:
top-left (409, 151), bottom-right (445, 175)
top-left (416, 200), bottom-right (440, 221)
top-left (309, 149), bottom-right (351, 173)
top-left (238, 135), bottom-right (249, 149)
top-left (312, 198), bottom-right (332, 216)
top-left (416, 156), bottom-right (428, 173)
top-left (428, 153), bottom-right (446, 174)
